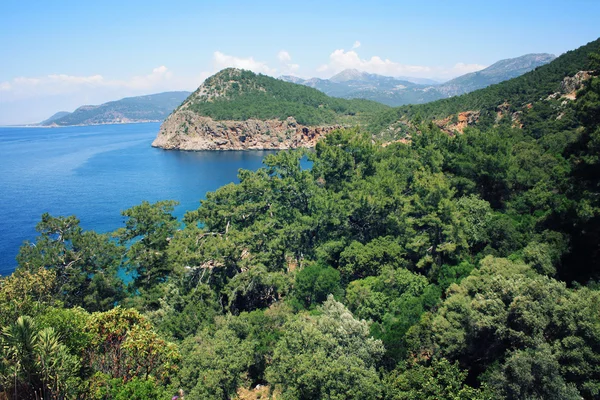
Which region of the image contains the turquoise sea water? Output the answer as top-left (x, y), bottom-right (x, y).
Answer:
top-left (0, 123), bottom-right (274, 275)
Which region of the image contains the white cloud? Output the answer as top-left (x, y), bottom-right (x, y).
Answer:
top-left (213, 51), bottom-right (276, 75)
top-left (0, 66), bottom-right (193, 104)
top-left (452, 62), bottom-right (486, 74)
top-left (317, 48), bottom-right (487, 79)
top-left (13, 77), bottom-right (42, 85)
top-left (278, 50), bottom-right (292, 62)
top-left (317, 49), bottom-right (433, 76)
top-left (352, 41), bottom-right (361, 49)
top-left (210, 50), bottom-right (300, 77)
top-left (127, 65), bottom-right (174, 90)
top-left (46, 74), bottom-right (104, 85)
top-left (276, 50), bottom-right (300, 76)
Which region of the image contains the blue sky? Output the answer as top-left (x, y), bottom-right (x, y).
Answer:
top-left (1, 0), bottom-right (599, 124)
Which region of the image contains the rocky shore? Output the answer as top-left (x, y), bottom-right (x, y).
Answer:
top-left (152, 112), bottom-right (341, 151)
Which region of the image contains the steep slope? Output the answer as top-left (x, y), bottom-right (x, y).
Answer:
top-left (153, 68), bottom-right (388, 150)
top-left (280, 54), bottom-right (554, 107)
top-left (43, 91), bottom-right (191, 126)
top-left (368, 38), bottom-right (600, 139)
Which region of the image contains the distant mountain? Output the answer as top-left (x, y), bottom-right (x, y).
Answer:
top-left (396, 76), bottom-right (440, 85)
top-left (41, 91), bottom-right (191, 126)
top-left (280, 70), bottom-right (440, 106)
top-left (437, 53), bottom-right (557, 96)
top-left (279, 54), bottom-right (555, 106)
top-left (39, 111), bottom-right (71, 125)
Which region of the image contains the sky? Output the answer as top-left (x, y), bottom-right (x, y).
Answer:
top-left (0, 0), bottom-right (599, 125)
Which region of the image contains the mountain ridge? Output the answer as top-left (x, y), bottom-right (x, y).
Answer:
top-left (437, 53), bottom-right (556, 96)
top-left (40, 91), bottom-right (191, 126)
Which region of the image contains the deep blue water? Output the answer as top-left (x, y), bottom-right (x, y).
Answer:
top-left (0, 123), bottom-right (275, 275)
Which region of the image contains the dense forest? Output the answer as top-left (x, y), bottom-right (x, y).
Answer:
top-left (184, 68), bottom-right (389, 126)
top-left (2, 39), bottom-right (600, 399)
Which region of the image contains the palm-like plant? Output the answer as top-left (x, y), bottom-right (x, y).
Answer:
top-left (1, 316), bottom-right (38, 398)
top-left (0, 316), bottom-right (79, 400)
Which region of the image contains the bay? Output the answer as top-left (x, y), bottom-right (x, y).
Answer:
top-left (0, 122), bottom-right (274, 275)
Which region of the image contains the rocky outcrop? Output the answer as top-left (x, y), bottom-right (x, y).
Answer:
top-left (561, 71), bottom-right (592, 95)
top-left (547, 71), bottom-right (593, 101)
top-left (434, 111), bottom-right (480, 134)
top-left (152, 111), bottom-right (341, 151)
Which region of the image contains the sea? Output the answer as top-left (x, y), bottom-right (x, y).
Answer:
top-left (0, 122), bottom-right (276, 275)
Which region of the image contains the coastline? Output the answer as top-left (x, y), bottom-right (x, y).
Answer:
top-left (0, 120), bottom-right (163, 129)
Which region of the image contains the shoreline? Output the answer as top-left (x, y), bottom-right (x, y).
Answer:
top-left (0, 120), bottom-right (163, 129)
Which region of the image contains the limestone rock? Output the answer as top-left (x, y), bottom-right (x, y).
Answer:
top-left (560, 71), bottom-right (592, 95)
top-left (152, 111), bottom-right (341, 151)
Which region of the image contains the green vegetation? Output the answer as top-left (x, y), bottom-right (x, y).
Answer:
top-left (3, 41), bottom-right (600, 399)
top-left (185, 68), bottom-right (389, 126)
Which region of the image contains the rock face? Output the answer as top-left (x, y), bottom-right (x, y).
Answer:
top-left (152, 111), bottom-right (341, 151)
top-left (560, 71), bottom-right (592, 97)
top-left (434, 111), bottom-right (481, 134)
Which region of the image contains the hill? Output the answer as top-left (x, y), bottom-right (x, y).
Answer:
top-left (152, 68), bottom-right (389, 150)
top-left (367, 38), bottom-right (600, 138)
top-left (41, 91), bottom-right (191, 126)
top-left (279, 54), bottom-right (554, 106)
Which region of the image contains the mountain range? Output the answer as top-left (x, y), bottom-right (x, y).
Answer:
top-left (39, 91), bottom-right (191, 126)
top-left (280, 53), bottom-right (556, 106)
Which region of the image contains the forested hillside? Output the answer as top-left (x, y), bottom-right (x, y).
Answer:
top-left (2, 39), bottom-right (600, 399)
top-left (368, 38), bottom-right (600, 137)
top-left (180, 68), bottom-right (389, 126)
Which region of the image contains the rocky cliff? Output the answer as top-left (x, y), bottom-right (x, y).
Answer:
top-left (152, 111), bottom-right (341, 150)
